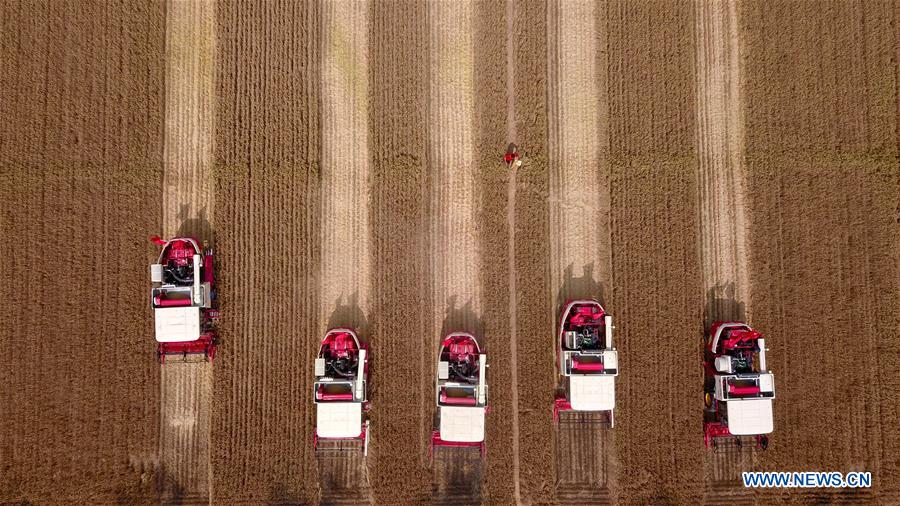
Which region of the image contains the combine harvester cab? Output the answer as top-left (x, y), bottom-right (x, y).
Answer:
top-left (314, 328), bottom-right (370, 455)
top-left (553, 300), bottom-right (618, 426)
top-left (703, 322), bottom-right (775, 450)
top-left (431, 332), bottom-right (489, 457)
top-left (150, 236), bottom-right (217, 363)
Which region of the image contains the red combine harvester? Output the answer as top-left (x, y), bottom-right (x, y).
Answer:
top-left (314, 328), bottom-right (370, 455)
top-left (703, 322), bottom-right (774, 450)
top-left (553, 300), bottom-right (618, 426)
top-left (431, 332), bottom-right (489, 456)
top-left (150, 236), bottom-right (217, 363)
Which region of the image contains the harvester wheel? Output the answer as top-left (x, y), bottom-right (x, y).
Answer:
top-left (704, 392), bottom-right (712, 408)
top-left (758, 435), bottom-right (769, 450)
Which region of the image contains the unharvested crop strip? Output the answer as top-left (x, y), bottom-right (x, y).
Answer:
top-left (0, 1), bottom-right (166, 501)
top-left (504, 0), bottom-right (522, 502)
top-left (607, 1), bottom-right (705, 502)
top-left (158, 1), bottom-right (216, 502)
top-left (741, 2), bottom-right (900, 502)
top-left (510, 0), bottom-right (555, 501)
top-left (368, 0), bottom-right (431, 502)
top-left (211, 1), bottom-right (322, 501)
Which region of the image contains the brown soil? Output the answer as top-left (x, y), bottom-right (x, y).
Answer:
top-left (3, 0), bottom-right (900, 504)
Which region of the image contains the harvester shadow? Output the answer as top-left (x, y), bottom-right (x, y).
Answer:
top-left (439, 296), bottom-right (484, 339)
top-left (557, 263), bottom-right (607, 314)
top-left (267, 482), bottom-right (308, 505)
top-left (431, 446), bottom-right (484, 505)
top-left (154, 469), bottom-right (187, 505)
top-left (326, 292), bottom-right (370, 339)
top-left (703, 283), bottom-right (746, 331)
top-left (176, 205), bottom-right (215, 245)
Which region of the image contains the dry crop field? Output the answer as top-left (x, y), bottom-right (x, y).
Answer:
top-left (1, 0), bottom-right (898, 504)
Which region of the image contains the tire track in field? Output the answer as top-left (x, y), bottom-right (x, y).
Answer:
top-left (162, 0), bottom-right (216, 240)
top-left (427, 1), bottom-right (483, 502)
top-left (159, 0), bottom-right (215, 501)
top-left (547, 0), bottom-right (615, 502)
top-left (692, 2), bottom-right (756, 501)
top-left (504, 1), bottom-right (521, 501)
top-left (317, 0), bottom-right (372, 502)
top-left (694, 0), bottom-right (749, 322)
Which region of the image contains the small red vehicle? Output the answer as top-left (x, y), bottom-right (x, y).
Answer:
top-left (553, 300), bottom-right (618, 426)
top-left (703, 322), bottom-right (774, 450)
top-left (431, 332), bottom-right (489, 457)
top-left (150, 236), bottom-right (217, 363)
top-left (313, 328), bottom-right (370, 455)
